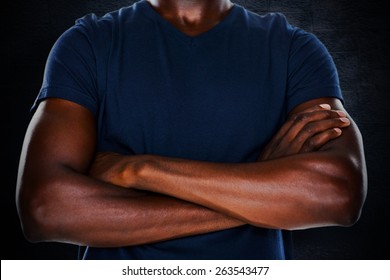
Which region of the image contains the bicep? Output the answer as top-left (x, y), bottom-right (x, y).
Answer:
top-left (20, 98), bottom-right (97, 176)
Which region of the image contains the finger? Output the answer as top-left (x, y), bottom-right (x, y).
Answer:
top-left (289, 117), bottom-right (350, 152)
top-left (275, 104), bottom-right (333, 141)
top-left (300, 103), bottom-right (331, 113)
top-left (283, 109), bottom-right (348, 144)
top-left (300, 128), bottom-right (343, 153)
top-left (259, 105), bottom-right (346, 161)
top-left (258, 143), bottom-right (271, 161)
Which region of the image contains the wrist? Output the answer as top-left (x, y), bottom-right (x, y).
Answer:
top-left (126, 154), bottom-right (155, 190)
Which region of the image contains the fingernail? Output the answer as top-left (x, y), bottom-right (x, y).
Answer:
top-left (337, 111), bottom-right (346, 117)
top-left (340, 118), bottom-right (350, 123)
top-left (319, 104), bottom-right (331, 109)
top-left (334, 128), bottom-right (342, 133)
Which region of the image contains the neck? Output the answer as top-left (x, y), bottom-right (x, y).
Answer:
top-left (146, 0), bottom-right (233, 36)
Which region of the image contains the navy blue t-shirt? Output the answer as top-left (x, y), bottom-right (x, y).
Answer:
top-left (32, 0), bottom-right (343, 259)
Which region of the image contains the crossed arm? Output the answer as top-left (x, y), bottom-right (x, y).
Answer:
top-left (16, 97), bottom-right (367, 247)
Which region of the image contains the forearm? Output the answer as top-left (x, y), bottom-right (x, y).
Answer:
top-left (125, 101), bottom-right (366, 231)
top-left (132, 148), bottom-right (364, 230)
top-left (18, 167), bottom-right (243, 247)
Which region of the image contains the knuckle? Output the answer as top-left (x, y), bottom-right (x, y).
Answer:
top-left (289, 113), bottom-right (299, 122)
top-left (303, 123), bottom-right (316, 134)
top-left (307, 138), bottom-right (318, 149)
top-left (317, 109), bottom-right (334, 119)
top-left (323, 110), bottom-right (334, 117)
top-left (291, 112), bottom-right (309, 123)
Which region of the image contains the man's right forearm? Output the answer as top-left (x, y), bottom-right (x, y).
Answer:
top-left (18, 165), bottom-right (244, 247)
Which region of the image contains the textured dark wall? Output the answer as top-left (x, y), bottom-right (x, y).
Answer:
top-left (2, 0), bottom-right (389, 260)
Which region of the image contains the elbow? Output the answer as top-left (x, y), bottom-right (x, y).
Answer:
top-left (16, 184), bottom-right (58, 243)
top-left (336, 183), bottom-right (366, 227)
top-left (336, 195), bottom-right (364, 227)
top-left (328, 156), bottom-right (367, 227)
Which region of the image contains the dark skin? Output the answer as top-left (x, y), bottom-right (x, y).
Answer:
top-left (16, 0), bottom-right (367, 248)
top-left (147, 0), bottom-right (234, 36)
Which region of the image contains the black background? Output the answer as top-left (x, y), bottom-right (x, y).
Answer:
top-left (2, 0), bottom-right (389, 259)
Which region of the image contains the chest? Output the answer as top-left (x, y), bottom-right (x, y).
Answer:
top-left (97, 31), bottom-right (288, 162)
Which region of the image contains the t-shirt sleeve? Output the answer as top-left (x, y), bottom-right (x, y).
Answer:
top-left (286, 27), bottom-right (343, 113)
top-left (31, 18), bottom-right (99, 115)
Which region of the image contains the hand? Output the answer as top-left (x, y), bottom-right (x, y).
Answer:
top-left (89, 152), bottom-right (136, 187)
top-left (259, 104), bottom-right (350, 161)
